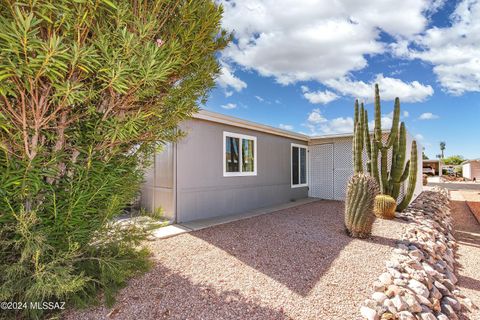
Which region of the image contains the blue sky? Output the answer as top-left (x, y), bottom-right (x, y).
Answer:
top-left (205, 0), bottom-right (480, 159)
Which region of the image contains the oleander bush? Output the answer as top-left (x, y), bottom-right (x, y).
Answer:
top-left (0, 0), bottom-right (229, 318)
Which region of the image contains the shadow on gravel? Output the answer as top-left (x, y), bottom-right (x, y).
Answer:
top-left (457, 274), bottom-right (480, 292)
top-left (450, 199), bottom-right (480, 320)
top-left (65, 263), bottom-right (292, 320)
top-left (451, 200), bottom-right (480, 249)
top-left (192, 200), bottom-right (398, 297)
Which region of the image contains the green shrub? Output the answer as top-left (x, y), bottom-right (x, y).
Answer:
top-left (0, 0), bottom-right (228, 318)
top-left (454, 166), bottom-right (463, 175)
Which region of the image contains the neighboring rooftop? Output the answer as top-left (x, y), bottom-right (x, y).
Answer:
top-left (461, 159), bottom-right (480, 165)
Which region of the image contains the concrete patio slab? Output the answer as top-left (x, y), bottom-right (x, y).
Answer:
top-left (151, 224), bottom-right (193, 239)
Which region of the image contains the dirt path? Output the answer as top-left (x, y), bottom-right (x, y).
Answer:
top-left (66, 200), bottom-right (406, 320)
top-left (450, 190), bottom-right (480, 319)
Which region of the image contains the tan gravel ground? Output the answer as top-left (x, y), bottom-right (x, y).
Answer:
top-left (65, 200), bottom-right (407, 320)
top-left (450, 190), bottom-right (480, 320)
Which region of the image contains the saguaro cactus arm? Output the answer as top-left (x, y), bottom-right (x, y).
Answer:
top-left (390, 122), bottom-right (407, 182)
top-left (398, 140), bottom-right (418, 211)
top-left (374, 84), bottom-right (382, 142)
top-left (380, 148), bottom-right (389, 194)
top-left (364, 108), bottom-right (371, 155)
top-left (386, 98), bottom-right (401, 148)
top-left (353, 100), bottom-right (365, 174)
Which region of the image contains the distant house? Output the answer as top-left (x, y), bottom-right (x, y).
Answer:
top-left (423, 159), bottom-right (442, 176)
top-left (462, 159), bottom-right (480, 181)
top-left (141, 110), bottom-right (423, 223)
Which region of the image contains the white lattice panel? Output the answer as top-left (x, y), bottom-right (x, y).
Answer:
top-left (309, 144), bottom-right (334, 199)
top-left (308, 132), bottom-right (421, 203)
top-left (333, 139), bottom-right (353, 200)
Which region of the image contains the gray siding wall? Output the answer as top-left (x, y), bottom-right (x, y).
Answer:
top-left (140, 143), bottom-right (176, 221)
top-left (176, 119), bottom-right (308, 222)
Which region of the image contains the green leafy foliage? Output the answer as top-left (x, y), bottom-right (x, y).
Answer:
top-left (0, 0), bottom-right (228, 318)
top-left (443, 155), bottom-right (465, 165)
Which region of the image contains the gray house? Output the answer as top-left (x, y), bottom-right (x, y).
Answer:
top-left (141, 110), bottom-right (423, 223)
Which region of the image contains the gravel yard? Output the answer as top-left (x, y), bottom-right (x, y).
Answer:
top-left (450, 190), bottom-right (480, 319)
top-left (66, 200), bottom-right (407, 320)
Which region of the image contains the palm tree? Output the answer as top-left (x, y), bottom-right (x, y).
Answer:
top-left (440, 141), bottom-right (446, 158)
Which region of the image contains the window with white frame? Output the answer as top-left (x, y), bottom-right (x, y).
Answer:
top-left (223, 132), bottom-right (257, 176)
top-left (291, 144), bottom-right (307, 187)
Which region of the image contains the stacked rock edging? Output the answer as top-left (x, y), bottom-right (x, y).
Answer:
top-left (360, 187), bottom-right (478, 320)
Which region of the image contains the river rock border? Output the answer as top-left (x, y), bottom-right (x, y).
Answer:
top-left (360, 187), bottom-right (477, 320)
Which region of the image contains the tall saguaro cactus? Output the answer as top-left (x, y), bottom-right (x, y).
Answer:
top-left (352, 84), bottom-right (418, 212)
top-left (363, 85), bottom-right (415, 198)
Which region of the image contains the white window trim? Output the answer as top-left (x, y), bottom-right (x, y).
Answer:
top-left (223, 131), bottom-right (257, 177)
top-left (291, 143), bottom-right (308, 188)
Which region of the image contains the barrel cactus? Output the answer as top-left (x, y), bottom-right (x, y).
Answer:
top-left (345, 174), bottom-right (379, 238)
top-left (374, 194), bottom-right (397, 219)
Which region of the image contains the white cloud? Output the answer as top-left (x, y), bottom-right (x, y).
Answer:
top-left (325, 74), bottom-right (434, 102)
top-left (279, 124), bottom-right (294, 130)
top-left (221, 103), bottom-right (238, 110)
top-left (216, 62), bottom-right (247, 96)
top-left (418, 112), bottom-right (439, 120)
top-left (318, 117), bottom-right (355, 135)
top-left (219, 0), bottom-right (438, 86)
top-left (403, 111), bottom-right (410, 118)
top-left (302, 88), bottom-right (339, 104)
top-left (255, 95), bottom-right (264, 102)
top-left (307, 108), bottom-right (327, 124)
top-left (305, 109), bottom-right (353, 135)
top-left (305, 107), bottom-right (399, 135)
top-left (415, 134), bottom-right (425, 140)
top-left (392, 0), bottom-right (480, 94)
